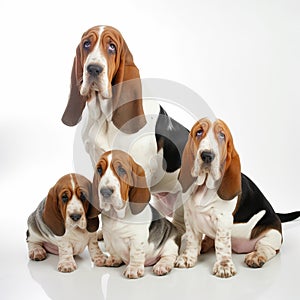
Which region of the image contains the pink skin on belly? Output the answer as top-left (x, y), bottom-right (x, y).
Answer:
top-left (231, 237), bottom-right (260, 254)
top-left (43, 242), bottom-right (59, 255)
top-left (153, 192), bottom-right (179, 217)
top-left (145, 256), bottom-right (160, 267)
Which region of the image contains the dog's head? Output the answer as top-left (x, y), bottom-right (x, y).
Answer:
top-left (61, 25), bottom-right (145, 133)
top-left (42, 173), bottom-right (100, 236)
top-left (93, 150), bottom-right (151, 219)
top-left (179, 118), bottom-right (241, 200)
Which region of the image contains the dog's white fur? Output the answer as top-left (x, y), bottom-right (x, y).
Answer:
top-left (175, 119), bottom-right (282, 277)
top-left (27, 174), bottom-right (106, 272)
top-left (96, 153), bottom-right (179, 278)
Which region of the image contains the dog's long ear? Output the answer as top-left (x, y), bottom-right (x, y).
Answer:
top-left (178, 132), bottom-right (197, 193)
top-left (62, 45), bottom-right (87, 126)
top-left (42, 187), bottom-right (65, 236)
top-left (129, 159), bottom-right (151, 215)
top-left (111, 37), bottom-right (146, 133)
top-left (85, 177), bottom-right (100, 233)
top-left (217, 127), bottom-right (241, 200)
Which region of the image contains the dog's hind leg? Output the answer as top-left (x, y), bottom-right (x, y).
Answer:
top-left (245, 229), bottom-right (282, 268)
top-left (153, 239), bottom-right (178, 276)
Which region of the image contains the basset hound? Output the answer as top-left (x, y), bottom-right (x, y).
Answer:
top-left (175, 118), bottom-right (300, 278)
top-left (26, 173), bottom-right (106, 272)
top-left (92, 150), bottom-right (179, 279)
top-left (61, 25), bottom-right (189, 218)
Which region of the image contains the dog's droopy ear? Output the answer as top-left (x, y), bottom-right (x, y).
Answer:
top-left (42, 186), bottom-right (66, 236)
top-left (128, 160), bottom-right (151, 215)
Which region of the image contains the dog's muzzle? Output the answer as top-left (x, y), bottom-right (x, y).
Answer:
top-left (200, 151), bottom-right (215, 164)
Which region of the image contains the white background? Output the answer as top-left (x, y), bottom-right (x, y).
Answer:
top-left (1, 0), bottom-right (300, 299)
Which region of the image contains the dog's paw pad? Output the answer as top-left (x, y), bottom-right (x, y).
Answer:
top-left (153, 263), bottom-right (173, 276)
top-left (175, 254), bottom-right (197, 268)
top-left (93, 254), bottom-right (108, 267)
top-left (105, 256), bottom-right (123, 267)
top-left (213, 260), bottom-right (236, 278)
top-left (124, 265), bottom-right (144, 279)
top-left (29, 247), bottom-right (47, 261)
top-left (245, 251), bottom-right (266, 268)
top-left (58, 259), bottom-right (77, 273)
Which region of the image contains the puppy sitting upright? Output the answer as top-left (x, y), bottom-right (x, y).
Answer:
top-left (26, 173), bottom-right (105, 272)
top-left (175, 118), bottom-right (300, 278)
top-left (93, 150), bottom-right (178, 279)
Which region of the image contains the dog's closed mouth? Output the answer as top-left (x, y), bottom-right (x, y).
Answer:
top-left (196, 172), bottom-right (208, 186)
top-left (91, 82), bottom-right (100, 91)
top-left (102, 205), bottom-right (126, 220)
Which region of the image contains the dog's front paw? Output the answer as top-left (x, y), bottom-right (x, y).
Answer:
top-left (245, 251), bottom-right (266, 268)
top-left (93, 254), bottom-right (108, 267)
top-left (213, 260), bottom-right (236, 278)
top-left (153, 262), bottom-right (173, 276)
top-left (175, 254), bottom-right (197, 268)
top-left (58, 258), bottom-right (77, 273)
top-left (29, 247), bottom-right (47, 261)
top-left (124, 264), bottom-right (144, 279)
top-left (105, 256), bottom-right (123, 267)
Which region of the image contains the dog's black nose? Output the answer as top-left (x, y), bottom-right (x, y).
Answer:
top-left (100, 187), bottom-right (114, 198)
top-left (70, 214), bottom-right (82, 222)
top-left (201, 151), bottom-right (215, 164)
top-left (87, 64), bottom-right (103, 76)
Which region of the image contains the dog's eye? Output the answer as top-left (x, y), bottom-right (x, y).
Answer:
top-left (62, 193), bottom-right (68, 203)
top-left (117, 166), bottom-right (127, 176)
top-left (108, 43), bottom-right (116, 54)
top-left (196, 129), bottom-right (203, 137)
top-left (80, 192), bottom-right (87, 202)
top-left (97, 166), bottom-right (103, 176)
top-left (83, 40), bottom-right (91, 50)
top-left (218, 132), bottom-right (225, 140)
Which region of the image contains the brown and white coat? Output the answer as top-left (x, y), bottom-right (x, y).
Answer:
top-left (61, 25), bottom-right (189, 217)
top-left (26, 173), bottom-right (105, 272)
top-left (175, 118), bottom-right (300, 277)
top-left (92, 150), bottom-right (178, 279)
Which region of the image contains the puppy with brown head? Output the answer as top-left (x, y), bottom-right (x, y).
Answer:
top-left (93, 150), bottom-right (179, 279)
top-left (176, 118), bottom-right (300, 277)
top-left (26, 173), bottom-right (105, 272)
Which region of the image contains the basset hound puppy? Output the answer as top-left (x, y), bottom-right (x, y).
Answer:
top-left (26, 173), bottom-right (106, 272)
top-left (92, 150), bottom-right (179, 279)
top-left (61, 25), bottom-right (189, 218)
top-left (175, 118), bottom-right (300, 278)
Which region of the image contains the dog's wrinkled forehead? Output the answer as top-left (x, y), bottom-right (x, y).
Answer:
top-left (96, 150), bottom-right (133, 182)
top-left (57, 174), bottom-right (91, 209)
top-left (189, 118), bottom-right (230, 150)
top-left (190, 118), bottom-right (212, 148)
top-left (80, 25), bottom-right (123, 60)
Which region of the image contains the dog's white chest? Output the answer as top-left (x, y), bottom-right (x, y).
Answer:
top-left (83, 98), bottom-right (161, 186)
top-left (185, 189), bottom-right (238, 239)
top-left (57, 229), bottom-right (90, 255)
top-left (101, 206), bottom-right (160, 265)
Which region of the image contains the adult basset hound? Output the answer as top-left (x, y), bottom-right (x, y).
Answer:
top-left (92, 150), bottom-right (179, 279)
top-left (61, 25), bottom-right (189, 217)
top-left (175, 118), bottom-right (300, 278)
top-left (26, 173), bottom-right (106, 272)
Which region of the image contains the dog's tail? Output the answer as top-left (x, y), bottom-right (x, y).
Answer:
top-left (277, 211), bottom-right (300, 223)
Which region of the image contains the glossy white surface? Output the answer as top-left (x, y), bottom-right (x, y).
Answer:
top-left (1, 0), bottom-right (300, 299)
top-left (1, 221), bottom-right (300, 299)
